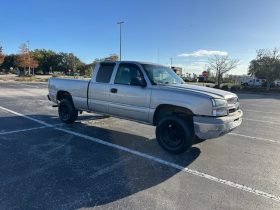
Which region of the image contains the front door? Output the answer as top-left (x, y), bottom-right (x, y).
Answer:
top-left (109, 63), bottom-right (151, 122)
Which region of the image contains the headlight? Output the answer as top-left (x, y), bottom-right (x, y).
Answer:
top-left (212, 98), bottom-right (228, 116)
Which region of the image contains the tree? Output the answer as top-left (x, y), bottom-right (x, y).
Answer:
top-left (30, 53), bottom-right (39, 75)
top-left (58, 52), bottom-right (85, 75)
top-left (84, 54), bottom-right (119, 77)
top-left (1, 47), bottom-right (118, 77)
top-left (1, 54), bottom-right (18, 73)
top-left (33, 49), bottom-right (60, 74)
top-left (16, 44), bottom-right (39, 75)
top-left (104, 54), bottom-right (119, 61)
top-left (16, 44), bottom-right (29, 74)
top-left (0, 46), bottom-right (5, 66)
top-left (66, 53), bottom-right (84, 73)
top-left (248, 48), bottom-right (280, 90)
top-left (208, 55), bottom-right (239, 88)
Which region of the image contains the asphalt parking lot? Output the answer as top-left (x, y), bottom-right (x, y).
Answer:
top-left (0, 81), bottom-right (280, 210)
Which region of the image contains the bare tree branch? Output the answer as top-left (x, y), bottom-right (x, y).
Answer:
top-left (208, 55), bottom-right (239, 88)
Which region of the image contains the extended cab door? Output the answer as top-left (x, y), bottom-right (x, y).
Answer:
top-left (109, 63), bottom-right (151, 122)
top-left (88, 63), bottom-right (116, 113)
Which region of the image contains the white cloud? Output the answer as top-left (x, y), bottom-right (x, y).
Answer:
top-left (178, 50), bottom-right (228, 57)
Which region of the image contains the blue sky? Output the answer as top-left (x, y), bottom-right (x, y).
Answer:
top-left (1, 0), bottom-right (280, 75)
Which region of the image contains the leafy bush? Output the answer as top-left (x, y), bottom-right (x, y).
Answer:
top-left (230, 85), bottom-right (241, 91)
top-left (36, 70), bottom-right (44, 75)
top-left (15, 76), bottom-right (36, 82)
top-left (221, 85), bottom-right (229, 90)
top-left (262, 81), bottom-right (275, 88)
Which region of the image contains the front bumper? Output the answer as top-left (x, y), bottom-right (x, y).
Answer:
top-left (193, 110), bottom-right (243, 139)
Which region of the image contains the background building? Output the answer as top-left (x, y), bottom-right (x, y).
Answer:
top-left (171, 66), bottom-right (183, 77)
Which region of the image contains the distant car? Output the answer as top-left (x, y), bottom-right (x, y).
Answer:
top-left (241, 79), bottom-right (264, 87)
top-left (274, 80), bottom-right (280, 87)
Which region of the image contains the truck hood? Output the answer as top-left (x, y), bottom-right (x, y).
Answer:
top-left (157, 83), bottom-right (237, 99)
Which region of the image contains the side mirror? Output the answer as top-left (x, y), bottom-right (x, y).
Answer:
top-left (130, 77), bottom-right (147, 87)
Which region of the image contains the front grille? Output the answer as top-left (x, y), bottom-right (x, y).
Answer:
top-left (227, 97), bottom-right (239, 114)
top-left (227, 97), bottom-right (238, 104)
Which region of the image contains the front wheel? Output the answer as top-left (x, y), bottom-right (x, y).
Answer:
top-left (156, 115), bottom-right (194, 154)
top-left (58, 99), bottom-right (78, 124)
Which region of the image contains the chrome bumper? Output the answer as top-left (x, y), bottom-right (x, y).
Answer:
top-left (193, 110), bottom-right (243, 139)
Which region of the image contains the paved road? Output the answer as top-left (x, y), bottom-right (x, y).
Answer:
top-left (0, 81), bottom-right (280, 210)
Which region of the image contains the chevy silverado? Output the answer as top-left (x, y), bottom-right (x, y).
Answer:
top-left (48, 61), bottom-right (243, 153)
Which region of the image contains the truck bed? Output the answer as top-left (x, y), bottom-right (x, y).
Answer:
top-left (48, 77), bottom-right (90, 110)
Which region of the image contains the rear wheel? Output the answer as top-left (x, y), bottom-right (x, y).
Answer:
top-left (58, 99), bottom-right (78, 124)
top-left (156, 115), bottom-right (194, 154)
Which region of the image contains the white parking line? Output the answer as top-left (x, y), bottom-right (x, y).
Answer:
top-left (243, 118), bottom-right (280, 125)
top-left (0, 123), bottom-right (63, 135)
top-left (229, 133), bottom-right (279, 144)
top-left (0, 105), bottom-right (280, 203)
top-left (0, 125), bottom-right (50, 135)
top-left (0, 106), bottom-right (49, 126)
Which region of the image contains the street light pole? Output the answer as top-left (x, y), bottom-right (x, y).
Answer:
top-left (117, 21), bottom-right (124, 61)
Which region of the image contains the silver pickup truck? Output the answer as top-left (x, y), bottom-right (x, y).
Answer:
top-left (48, 61), bottom-right (243, 153)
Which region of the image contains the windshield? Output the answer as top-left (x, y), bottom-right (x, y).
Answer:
top-left (142, 64), bottom-right (184, 85)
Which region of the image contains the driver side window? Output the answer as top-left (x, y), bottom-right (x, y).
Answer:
top-left (114, 64), bottom-right (143, 85)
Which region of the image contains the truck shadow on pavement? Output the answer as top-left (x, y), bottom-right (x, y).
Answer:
top-left (0, 115), bottom-right (200, 209)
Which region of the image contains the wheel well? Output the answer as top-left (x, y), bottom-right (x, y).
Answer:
top-left (153, 105), bottom-right (193, 126)
top-left (57, 91), bottom-right (73, 102)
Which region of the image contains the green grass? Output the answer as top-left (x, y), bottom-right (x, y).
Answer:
top-left (15, 76), bottom-right (37, 82)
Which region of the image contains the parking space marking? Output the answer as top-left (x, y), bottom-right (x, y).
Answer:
top-left (0, 106), bottom-right (50, 126)
top-left (0, 105), bottom-right (280, 203)
top-left (243, 118), bottom-right (280, 125)
top-left (229, 133), bottom-right (279, 144)
top-left (90, 157), bottom-right (134, 179)
top-left (0, 123), bottom-right (63, 135)
top-left (0, 125), bottom-right (49, 135)
top-left (55, 127), bottom-right (280, 203)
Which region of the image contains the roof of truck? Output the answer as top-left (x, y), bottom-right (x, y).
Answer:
top-left (100, 61), bottom-right (167, 67)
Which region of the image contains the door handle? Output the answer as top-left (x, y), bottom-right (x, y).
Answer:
top-left (110, 88), bottom-right (118, 93)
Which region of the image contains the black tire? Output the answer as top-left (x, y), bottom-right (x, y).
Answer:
top-left (156, 115), bottom-right (194, 154)
top-left (58, 99), bottom-right (78, 124)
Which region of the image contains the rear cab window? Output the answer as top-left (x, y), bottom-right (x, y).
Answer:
top-left (96, 63), bottom-right (115, 83)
